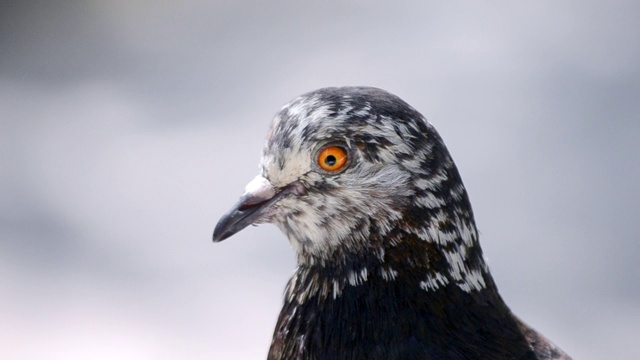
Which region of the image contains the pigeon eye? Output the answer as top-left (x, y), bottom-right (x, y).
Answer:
top-left (317, 146), bottom-right (348, 172)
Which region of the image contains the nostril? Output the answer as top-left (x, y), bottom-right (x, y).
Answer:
top-left (239, 197), bottom-right (270, 210)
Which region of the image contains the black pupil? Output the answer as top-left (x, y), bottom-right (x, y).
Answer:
top-left (325, 155), bottom-right (337, 166)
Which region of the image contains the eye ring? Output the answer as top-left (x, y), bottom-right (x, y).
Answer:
top-left (317, 145), bottom-right (349, 172)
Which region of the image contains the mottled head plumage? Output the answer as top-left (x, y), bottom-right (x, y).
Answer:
top-left (218, 86), bottom-right (489, 292)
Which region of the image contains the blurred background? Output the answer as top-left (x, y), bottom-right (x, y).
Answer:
top-left (1, 1), bottom-right (639, 359)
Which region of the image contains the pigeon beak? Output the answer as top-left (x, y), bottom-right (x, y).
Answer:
top-left (212, 175), bottom-right (306, 242)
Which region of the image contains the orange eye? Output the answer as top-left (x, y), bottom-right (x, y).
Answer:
top-left (318, 146), bottom-right (348, 172)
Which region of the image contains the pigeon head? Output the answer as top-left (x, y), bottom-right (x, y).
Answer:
top-left (214, 86), bottom-right (488, 292)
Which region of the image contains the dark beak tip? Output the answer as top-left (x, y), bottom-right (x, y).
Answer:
top-left (212, 232), bottom-right (230, 243)
top-left (212, 221), bottom-right (233, 243)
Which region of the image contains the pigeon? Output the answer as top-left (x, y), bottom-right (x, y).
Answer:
top-left (213, 87), bottom-right (571, 360)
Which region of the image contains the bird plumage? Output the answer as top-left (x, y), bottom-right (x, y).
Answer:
top-left (213, 86), bottom-right (571, 359)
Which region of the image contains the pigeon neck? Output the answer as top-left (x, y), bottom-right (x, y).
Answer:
top-left (272, 252), bottom-right (524, 360)
top-left (291, 220), bottom-right (495, 301)
top-left (290, 150), bottom-right (492, 293)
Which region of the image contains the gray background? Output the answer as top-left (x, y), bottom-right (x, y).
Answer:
top-left (1, 1), bottom-right (639, 359)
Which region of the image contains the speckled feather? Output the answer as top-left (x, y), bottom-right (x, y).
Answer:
top-left (213, 87), bottom-right (571, 359)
